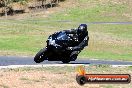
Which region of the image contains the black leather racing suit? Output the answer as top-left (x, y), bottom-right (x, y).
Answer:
top-left (63, 28), bottom-right (89, 51)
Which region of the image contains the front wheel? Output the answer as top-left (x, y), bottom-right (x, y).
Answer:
top-left (34, 48), bottom-right (47, 63)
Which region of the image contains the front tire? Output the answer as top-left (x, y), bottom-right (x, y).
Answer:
top-left (34, 48), bottom-right (47, 63)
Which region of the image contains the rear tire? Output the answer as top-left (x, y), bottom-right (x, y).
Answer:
top-left (34, 48), bottom-right (47, 63)
top-left (70, 54), bottom-right (78, 61)
top-left (62, 58), bottom-right (70, 63)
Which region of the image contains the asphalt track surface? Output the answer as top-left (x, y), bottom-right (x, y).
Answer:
top-left (0, 56), bottom-right (132, 66)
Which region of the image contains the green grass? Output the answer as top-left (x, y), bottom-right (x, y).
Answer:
top-left (0, 0), bottom-right (131, 61)
top-left (89, 24), bottom-right (132, 39)
top-left (0, 35), bottom-right (44, 52)
top-left (47, 0), bottom-right (131, 22)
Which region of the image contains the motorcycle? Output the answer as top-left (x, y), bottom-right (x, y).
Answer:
top-left (34, 31), bottom-right (80, 63)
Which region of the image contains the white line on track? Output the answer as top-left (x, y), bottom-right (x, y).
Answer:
top-left (0, 64), bottom-right (131, 69)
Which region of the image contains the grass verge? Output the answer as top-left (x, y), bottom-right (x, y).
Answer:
top-left (0, 65), bottom-right (131, 88)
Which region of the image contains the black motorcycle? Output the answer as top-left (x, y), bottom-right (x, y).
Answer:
top-left (34, 31), bottom-right (80, 63)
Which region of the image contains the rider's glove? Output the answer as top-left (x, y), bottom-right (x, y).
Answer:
top-left (67, 47), bottom-right (73, 50)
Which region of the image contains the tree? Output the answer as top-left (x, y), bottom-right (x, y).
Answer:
top-left (0, 0), bottom-right (13, 18)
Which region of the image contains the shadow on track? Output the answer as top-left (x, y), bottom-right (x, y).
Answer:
top-left (58, 62), bottom-right (90, 64)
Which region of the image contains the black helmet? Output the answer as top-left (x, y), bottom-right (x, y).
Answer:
top-left (78, 24), bottom-right (87, 32)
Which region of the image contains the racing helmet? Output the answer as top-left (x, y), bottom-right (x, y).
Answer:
top-left (78, 24), bottom-right (87, 32)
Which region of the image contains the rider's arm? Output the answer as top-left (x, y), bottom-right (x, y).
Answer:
top-left (78, 35), bottom-right (89, 49)
top-left (73, 35), bottom-right (89, 51)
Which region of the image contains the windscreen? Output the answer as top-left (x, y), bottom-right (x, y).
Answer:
top-left (57, 32), bottom-right (69, 40)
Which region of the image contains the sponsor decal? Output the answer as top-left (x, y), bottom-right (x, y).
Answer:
top-left (76, 66), bottom-right (131, 85)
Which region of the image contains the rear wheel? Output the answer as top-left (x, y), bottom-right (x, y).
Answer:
top-left (70, 54), bottom-right (78, 61)
top-left (62, 58), bottom-right (71, 63)
top-left (34, 48), bottom-right (47, 63)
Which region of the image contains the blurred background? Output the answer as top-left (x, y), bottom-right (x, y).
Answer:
top-left (0, 0), bottom-right (131, 61)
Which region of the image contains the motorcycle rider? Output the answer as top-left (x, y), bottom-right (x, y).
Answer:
top-left (51, 24), bottom-right (89, 61)
top-left (53, 24), bottom-right (89, 51)
top-left (34, 24), bottom-right (89, 63)
top-left (62, 24), bottom-right (89, 60)
top-left (64, 24), bottom-right (89, 51)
